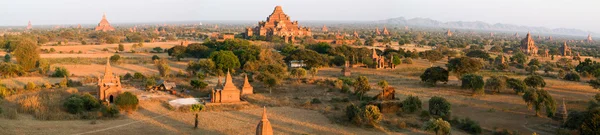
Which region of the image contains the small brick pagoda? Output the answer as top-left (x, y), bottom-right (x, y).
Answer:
top-left (97, 58), bottom-right (122, 103)
top-left (241, 74), bottom-right (253, 95)
top-left (95, 13), bottom-right (115, 32)
top-left (559, 41), bottom-right (572, 56)
top-left (211, 71), bottom-right (241, 103)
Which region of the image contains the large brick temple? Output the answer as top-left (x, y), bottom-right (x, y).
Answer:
top-left (245, 6), bottom-right (312, 43)
top-left (95, 13), bottom-right (115, 32)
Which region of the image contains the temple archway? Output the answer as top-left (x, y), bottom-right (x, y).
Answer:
top-left (109, 95), bottom-right (114, 103)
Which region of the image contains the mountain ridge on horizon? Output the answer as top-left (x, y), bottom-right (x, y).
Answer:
top-left (379, 17), bottom-right (595, 37)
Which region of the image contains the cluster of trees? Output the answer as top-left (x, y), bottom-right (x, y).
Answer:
top-left (563, 94), bottom-right (600, 134)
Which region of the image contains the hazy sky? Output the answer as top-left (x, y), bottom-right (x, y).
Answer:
top-left (1, 0), bottom-right (599, 32)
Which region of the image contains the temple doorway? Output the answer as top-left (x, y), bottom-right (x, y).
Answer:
top-left (109, 95), bottom-right (114, 103)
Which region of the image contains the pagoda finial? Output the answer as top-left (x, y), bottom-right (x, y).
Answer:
top-left (262, 106), bottom-right (268, 120)
top-left (102, 12), bottom-right (106, 19)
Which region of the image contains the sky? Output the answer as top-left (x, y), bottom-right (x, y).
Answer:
top-left (1, 0), bottom-right (599, 32)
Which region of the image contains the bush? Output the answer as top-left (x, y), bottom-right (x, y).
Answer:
top-left (152, 55), bottom-right (160, 61)
top-left (311, 98), bottom-right (322, 104)
top-left (190, 80), bottom-right (208, 89)
top-left (429, 96), bottom-right (452, 120)
top-left (110, 54), bottom-right (121, 63)
top-left (485, 76), bottom-right (507, 94)
top-left (123, 73), bottom-right (133, 80)
top-left (420, 66), bottom-right (449, 86)
top-left (101, 105), bottom-right (120, 118)
top-left (345, 104), bottom-right (362, 125)
top-left (81, 94), bottom-right (100, 111)
top-left (422, 118), bottom-right (451, 135)
top-left (63, 95), bottom-right (85, 114)
top-left (0, 85), bottom-right (9, 99)
top-left (115, 92), bottom-right (139, 112)
top-left (25, 82), bottom-right (38, 91)
top-left (402, 95), bottom-right (422, 113)
top-left (461, 74), bottom-right (485, 95)
top-left (506, 78), bottom-right (527, 94)
top-left (190, 104), bottom-right (205, 112)
top-left (402, 58), bottom-right (413, 64)
top-left (524, 75), bottom-right (546, 88)
top-left (563, 72), bottom-right (580, 81)
top-left (133, 72), bottom-right (145, 80)
top-left (364, 105), bottom-right (383, 127)
top-left (451, 117), bottom-right (482, 134)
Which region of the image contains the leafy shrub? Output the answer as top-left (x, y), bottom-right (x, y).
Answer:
top-left (524, 75), bottom-right (546, 88)
top-left (402, 95), bottom-right (422, 113)
top-left (63, 95), bottom-right (84, 114)
top-left (190, 104), bottom-right (205, 112)
top-left (363, 105), bottom-right (383, 127)
top-left (67, 79), bottom-right (82, 87)
top-left (506, 78), bottom-right (527, 94)
top-left (429, 96), bottom-right (452, 120)
top-left (402, 58), bottom-right (413, 64)
top-left (422, 118), bottom-right (451, 135)
top-left (123, 73), bottom-right (133, 80)
top-left (101, 105), bottom-right (120, 118)
top-left (81, 94), bottom-right (100, 111)
top-left (311, 98), bottom-right (322, 104)
top-left (115, 92), bottom-right (139, 112)
top-left (25, 82), bottom-right (38, 91)
top-left (461, 74), bottom-right (485, 95)
top-left (338, 77), bottom-right (354, 85)
top-left (110, 54), bottom-right (121, 63)
top-left (133, 72), bottom-right (145, 80)
top-left (485, 76), bottom-right (507, 94)
top-left (190, 80), bottom-right (208, 89)
top-left (451, 117), bottom-right (482, 134)
top-left (563, 72), bottom-right (580, 81)
top-left (152, 55), bottom-right (160, 60)
top-left (51, 67), bottom-right (70, 77)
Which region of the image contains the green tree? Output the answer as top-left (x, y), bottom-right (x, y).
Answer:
top-left (262, 73), bottom-right (280, 94)
top-left (461, 74), bottom-right (485, 96)
top-left (167, 45), bottom-right (187, 61)
top-left (210, 51), bottom-right (241, 73)
top-left (429, 96), bottom-right (452, 120)
top-left (511, 52), bottom-right (528, 65)
top-left (151, 55), bottom-right (160, 61)
top-left (422, 118), bottom-right (451, 135)
top-left (13, 38), bottom-right (40, 71)
top-left (524, 75), bottom-right (546, 89)
top-left (154, 59), bottom-right (170, 77)
top-left (3, 54), bottom-right (10, 62)
top-left (402, 95), bottom-right (422, 113)
top-left (284, 49), bottom-right (329, 69)
top-left (185, 43), bottom-right (212, 59)
top-left (290, 68), bottom-right (307, 81)
top-left (522, 88), bottom-right (556, 117)
top-left (110, 54), bottom-right (121, 64)
top-left (363, 105), bottom-right (383, 127)
top-left (115, 92), bottom-right (139, 112)
top-left (51, 67), bottom-right (70, 77)
top-left (421, 50), bottom-right (444, 66)
top-left (377, 80), bottom-right (388, 90)
top-left (447, 57), bottom-right (483, 78)
top-left (507, 78), bottom-right (527, 94)
top-left (485, 76), bottom-right (507, 94)
top-left (420, 66), bottom-right (449, 86)
top-left (190, 79), bottom-right (208, 89)
top-left (118, 44), bottom-right (125, 52)
top-left (353, 76), bottom-right (371, 100)
top-left (63, 95), bottom-right (84, 114)
top-left (309, 67), bottom-right (318, 79)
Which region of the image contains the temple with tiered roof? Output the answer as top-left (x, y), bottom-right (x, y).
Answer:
top-left (97, 58), bottom-right (122, 103)
top-left (520, 32), bottom-right (538, 56)
top-left (95, 13), bottom-right (115, 32)
top-left (245, 6), bottom-right (312, 43)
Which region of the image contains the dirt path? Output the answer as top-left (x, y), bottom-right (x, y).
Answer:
top-left (72, 112), bottom-right (174, 135)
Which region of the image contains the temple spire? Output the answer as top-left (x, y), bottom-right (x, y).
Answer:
top-left (223, 69), bottom-right (237, 90)
top-left (262, 107), bottom-right (268, 120)
top-left (104, 57), bottom-right (113, 78)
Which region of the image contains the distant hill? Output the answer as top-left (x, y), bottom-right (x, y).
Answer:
top-left (379, 17), bottom-right (594, 36)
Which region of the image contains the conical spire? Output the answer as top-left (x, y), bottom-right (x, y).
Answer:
top-left (243, 74), bottom-right (252, 87)
top-left (256, 106), bottom-right (273, 135)
top-left (102, 13), bottom-right (106, 20)
top-left (262, 107), bottom-right (268, 120)
top-left (223, 69), bottom-right (238, 91)
top-left (104, 57), bottom-right (113, 77)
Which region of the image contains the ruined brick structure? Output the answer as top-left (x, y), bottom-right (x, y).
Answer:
top-left (372, 49), bottom-right (395, 69)
top-left (520, 32), bottom-right (538, 56)
top-left (95, 13), bottom-right (115, 32)
top-left (353, 31), bottom-right (359, 38)
top-left (559, 41), bottom-right (572, 56)
top-left (321, 25), bottom-right (328, 33)
top-left (588, 34), bottom-right (594, 43)
top-left (98, 58), bottom-right (122, 103)
top-left (446, 29), bottom-right (453, 36)
top-left (374, 87), bottom-right (396, 100)
top-left (256, 107), bottom-right (273, 135)
top-left (245, 6), bottom-right (312, 43)
top-left (375, 27), bottom-right (381, 35)
top-left (211, 71), bottom-right (243, 103)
